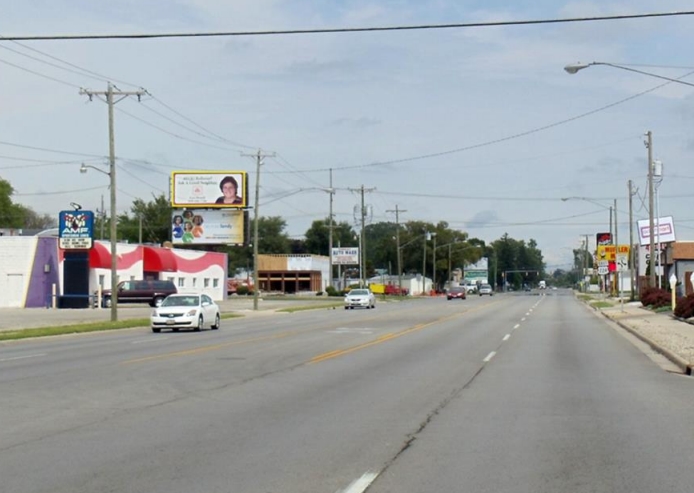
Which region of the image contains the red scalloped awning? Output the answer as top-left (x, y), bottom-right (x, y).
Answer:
top-left (143, 246), bottom-right (177, 273)
top-left (89, 242), bottom-right (111, 269)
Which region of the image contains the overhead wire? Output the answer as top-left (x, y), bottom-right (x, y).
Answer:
top-left (2, 11), bottom-right (692, 41)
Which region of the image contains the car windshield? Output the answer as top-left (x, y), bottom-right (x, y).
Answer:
top-left (450, 287), bottom-right (464, 292)
top-left (349, 289), bottom-right (370, 296)
top-left (161, 295), bottom-right (200, 307)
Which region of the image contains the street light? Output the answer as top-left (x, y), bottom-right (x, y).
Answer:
top-left (80, 162), bottom-right (118, 321)
top-left (564, 62), bottom-right (694, 88)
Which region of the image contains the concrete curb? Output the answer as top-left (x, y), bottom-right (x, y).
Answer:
top-left (600, 311), bottom-right (693, 376)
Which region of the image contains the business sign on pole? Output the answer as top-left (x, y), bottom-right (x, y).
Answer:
top-left (171, 171), bottom-right (248, 208)
top-left (597, 244), bottom-right (629, 262)
top-left (596, 232), bottom-right (612, 246)
top-left (637, 216), bottom-right (676, 246)
top-left (171, 209), bottom-right (244, 245)
top-left (58, 210), bottom-right (94, 249)
top-left (637, 244), bottom-right (664, 277)
top-left (331, 247), bottom-right (359, 265)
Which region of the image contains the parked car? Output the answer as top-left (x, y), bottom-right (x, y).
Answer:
top-left (465, 284), bottom-right (478, 294)
top-left (478, 284), bottom-right (494, 296)
top-left (447, 286), bottom-right (467, 300)
top-left (150, 294), bottom-right (220, 333)
top-left (100, 279), bottom-right (177, 308)
top-left (344, 288), bottom-right (376, 309)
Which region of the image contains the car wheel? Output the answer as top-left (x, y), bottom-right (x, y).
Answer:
top-left (211, 313), bottom-right (220, 330)
top-left (344, 306), bottom-right (349, 310)
top-left (153, 296), bottom-right (164, 307)
top-left (152, 327), bottom-right (161, 333)
top-left (104, 297), bottom-right (112, 308)
top-left (194, 315), bottom-right (203, 331)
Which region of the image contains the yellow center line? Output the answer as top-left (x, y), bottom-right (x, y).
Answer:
top-left (308, 300), bottom-right (503, 364)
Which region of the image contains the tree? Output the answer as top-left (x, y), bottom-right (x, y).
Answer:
top-left (304, 218), bottom-right (356, 255)
top-left (0, 178), bottom-right (27, 228)
top-left (117, 193), bottom-right (173, 244)
top-left (16, 205), bottom-right (55, 229)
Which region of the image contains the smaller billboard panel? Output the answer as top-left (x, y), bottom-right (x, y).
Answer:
top-left (596, 232), bottom-right (612, 246)
top-left (171, 171), bottom-right (248, 208)
top-left (172, 209), bottom-right (244, 245)
top-left (637, 216), bottom-right (676, 246)
top-left (59, 210), bottom-right (94, 250)
top-left (331, 247), bottom-right (359, 265)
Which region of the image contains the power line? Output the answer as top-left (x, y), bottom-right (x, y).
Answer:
top-left (0, 139), bottom-right (105, 158)
top-left (1, 11), bottom-right (692, 41)
top-left (0, 56), bottom-right (80, 88)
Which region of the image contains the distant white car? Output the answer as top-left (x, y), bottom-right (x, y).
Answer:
top-left (478, 284), bottom-right (493, 296)
top-left (345, 289), bottom-right (376, 309)
top-left (151, 294), bottom-right (221, 332)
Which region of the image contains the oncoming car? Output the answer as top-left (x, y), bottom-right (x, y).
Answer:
top-left (344, 288), bottom-right (376, 309)
top-left (446, 286), bottom-right (467, 300)
top-left (478, 284), bottom-right (494, 296)
top-left (150, 294), bottom-right (221, 333)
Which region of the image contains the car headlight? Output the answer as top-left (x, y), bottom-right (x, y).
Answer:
top-left (186, 309), bottom-right (199, 317)
top-left (152, 310), bottom-right (158, 317)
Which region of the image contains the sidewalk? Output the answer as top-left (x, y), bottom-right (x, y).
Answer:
top-left (597, 301), bottom-right (694, 375)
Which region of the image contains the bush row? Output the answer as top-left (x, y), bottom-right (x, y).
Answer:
top-left (641, 287), bottom-right (694, 319)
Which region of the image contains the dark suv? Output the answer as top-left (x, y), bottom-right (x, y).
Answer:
top-left (100, 280), bottom-right (177, 307)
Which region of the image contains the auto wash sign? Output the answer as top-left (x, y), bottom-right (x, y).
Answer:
top-left (331, 247), bottom-right (359, 265)
top-left (59, 210), bottom-right (95, 250)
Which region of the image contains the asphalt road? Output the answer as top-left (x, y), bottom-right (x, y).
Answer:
top-left (1, 290), bottom-right (693, 493)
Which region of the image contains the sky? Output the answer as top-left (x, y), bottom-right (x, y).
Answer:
top-left (1, 0), bottom-right (693, 271)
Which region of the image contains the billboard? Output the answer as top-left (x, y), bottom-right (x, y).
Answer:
top-left (637, 216), bottom-right (676, 246)
top-left (171, 171), bottom-right (248, 208)
top-left (331, 247), bottom-right (359, 265)
top-left (172, 209), bottom-right (245, 245)
top-left (58, 210), bottom-right (94, 250)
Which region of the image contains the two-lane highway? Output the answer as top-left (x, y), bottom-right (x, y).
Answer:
top-left (1, 291), bottom-right (692, 492)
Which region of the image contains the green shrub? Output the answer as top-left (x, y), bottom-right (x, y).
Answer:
top-left (236, 285), bottom-right (249, 295)
top-left (316, 291), bottom-right (324, 296)
top-left (325, 286), bottom-right (340, 297)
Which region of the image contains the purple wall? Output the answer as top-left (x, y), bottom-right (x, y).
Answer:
top-left (26, 238), bottom-right (60, 308)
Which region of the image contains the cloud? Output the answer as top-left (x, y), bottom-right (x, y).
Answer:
top-left (466, 210), bottom-right (499, 229)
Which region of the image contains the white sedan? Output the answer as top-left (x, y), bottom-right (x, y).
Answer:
top-left (151, 294), bottom-right (221, 332)
top-left (344, 288), bottom-right (376, 309)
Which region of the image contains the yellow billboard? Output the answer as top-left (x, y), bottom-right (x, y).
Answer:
top-left (171, 171), bottom-right (248, 208)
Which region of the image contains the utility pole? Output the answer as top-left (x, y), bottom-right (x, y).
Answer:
top-left (138, 214), bottom-right (143, 245)
top-left (348, 185), bottom-right (375, 288)
top-left (99, 195), bottom-right (105, 240)
top-left (242, 149), bottom-right (275, 310)
top-left (386, 205), bottom-right (407, 295)
top-left (629, 180), bottom-right (636, 300)
top-left (646, 130), bottom-right (656, 288)
top-left (582, 234), bottom-right (590, 292)
top-left (80, 83), bottom-right (146, 322)
top-left (614, 198), bottom-right (618, 297)
top-left (328, 168), bottom-right (334, 290)
top-left (422, 231), bottom-right (427, 295)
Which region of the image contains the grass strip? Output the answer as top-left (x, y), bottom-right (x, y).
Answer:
top-left (0, 313), bottom-right (243, 341)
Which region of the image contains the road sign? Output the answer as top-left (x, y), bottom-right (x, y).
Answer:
top-left (616, 254), bottom-right (628, 272)
top-left (597, 266), bottom-right (609, 276)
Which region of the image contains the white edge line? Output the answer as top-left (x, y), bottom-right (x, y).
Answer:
top-left (483, 351), bottom-right (496, 362)
top-left (502, 334), bottom-right (511, 341)
top-left (338, 472), bottom-right (380, 493)
top-left (0, 353), bottom-right (47, 362)
top-left (513, 324), bottom-right (520, 330)
top-left (521, 317), bottom-right (526, 322)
